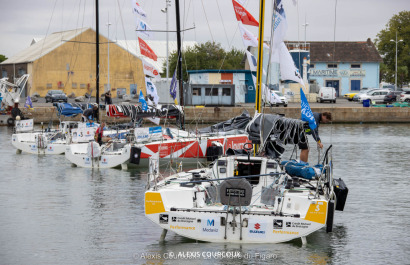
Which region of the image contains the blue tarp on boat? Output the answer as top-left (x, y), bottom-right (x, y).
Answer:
top-left (280, 160), bottom-right (324, 180)
top-left (56, 103), bottom-right (84, 117)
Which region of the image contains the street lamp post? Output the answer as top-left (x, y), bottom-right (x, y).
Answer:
top-left (301, 15), bottom-right (309, 49)
top-left (161, 0), bottom-right (171, 88)
top-left (390, 31), bottom-right (403, 89)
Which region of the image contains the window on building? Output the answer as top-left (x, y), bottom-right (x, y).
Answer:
top-left (47, 83), bottom-right (52, 89)
top-left (193, 87), bottom-right (201, 96)
top-left (80, 84), bottom-right (86, 89)
top-left (327, 64), bottom-right (338, 68)
top-left (351, 64), bottom-right (361, 68)
top-left (310, 64), bottom-right (315, 68)
top-left (18, 68), bottom-right (26, 76)
top-left (2, 70), bottom-right (7, 78)
top-left (222, 88), bottom-right (231, 96)
top-left (205, 87), bottom-right (218, 96)
top-left (351, 80), bottom-right (361, 91)
top-left (72, 83), bottom-right (77, 89)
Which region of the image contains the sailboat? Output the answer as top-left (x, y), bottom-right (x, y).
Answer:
top-left (144, 0), bottom-right (348, 244)
top-left (65, 105), bottom-right (251, 169)
top-left (64, 1), bottom-right (251, 169)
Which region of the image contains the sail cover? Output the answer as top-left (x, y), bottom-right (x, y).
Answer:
top-left (198, 110), bottom-right (251, 134)
top-left (106, 104), bottom-right (184, 124)
top-left (246, 113), bottom-right (307, 157)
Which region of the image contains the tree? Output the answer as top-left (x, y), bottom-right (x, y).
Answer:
top-left (163, 42), bottom-right (244, 81)
top-left (0, 54), bottom-right (7, 63)
top-left (375, 11), bottom-right (410, 87)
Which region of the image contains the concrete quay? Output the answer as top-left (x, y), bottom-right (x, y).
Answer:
top-left (13, 104), bottom-right (410, 124)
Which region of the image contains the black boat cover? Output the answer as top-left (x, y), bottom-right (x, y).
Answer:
top-left (198, 110), bottom-right (251, 134)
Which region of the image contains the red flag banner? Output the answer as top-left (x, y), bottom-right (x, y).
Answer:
top-left (138, 37), bottom-right (157, 61)
top-left (232, 0), bottom-right (259, 27)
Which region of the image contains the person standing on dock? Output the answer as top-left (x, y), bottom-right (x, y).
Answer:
top-left (299, 112), bottom-right (332, 163)
top-left (104, 91), bottom-right (112, 105)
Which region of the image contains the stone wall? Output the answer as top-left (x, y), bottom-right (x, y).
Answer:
top-left (17, 106), bottom-right (410, 124)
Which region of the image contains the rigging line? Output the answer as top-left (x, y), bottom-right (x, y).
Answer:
top-left (181, 0), bottom-right (193, 78)
top-left (265, 0), bottom-right (277, 109)
top-left (64, 0), bottom-right (85, 88)
top-left (330, 0), bottom-right (338, 147)
top-left (215, 0), bottom-right (230, 47)
top-left (116, 0), bottom-right (137, 89)
top-left (200, 0), bottom-right (214, 42)
top-left (37, 0), bottom-right (58, 73)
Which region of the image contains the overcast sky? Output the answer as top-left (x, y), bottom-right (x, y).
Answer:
top-left (0, 0), bottom-right (408, 58)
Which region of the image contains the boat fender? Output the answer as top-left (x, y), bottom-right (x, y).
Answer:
top-left (129, 146), bottom-right (141, 164)
top-left (326, 200), bottom-right (335, 233)
top-left (334, 178), bottom-right (349, 211)
top-left (7, 117), bottom-right (14, 126)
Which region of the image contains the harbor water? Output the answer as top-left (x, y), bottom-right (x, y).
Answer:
top-left (1, 124), bottom-right (410, 264)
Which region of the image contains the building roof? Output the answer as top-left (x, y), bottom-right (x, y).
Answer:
top-left (1, 28), bottom-right (197, 75)
top-left (307, 39), bottom-right (382, 63)
top-left (1, 28), bottom-right (89, 64)
top-left (116, 40), bottom-right (197, 74)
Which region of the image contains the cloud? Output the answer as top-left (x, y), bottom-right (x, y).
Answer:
top-left (0, 0), bottom-right (408, 58)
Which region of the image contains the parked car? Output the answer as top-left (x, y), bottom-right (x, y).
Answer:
top-left (357, 89), bottom-right (389, 103)
top-left (316, 87), bottom-right (336, 103)
top-left (266, 90), bottom-right (288, 107)
top-left (352, 88), bottom-right (378, 101)
top-left (399, 91), bottom-right (410, 102)
top-left (343, 92), bottom-right (358, 101)
top-left (383, 91), bottom-right (403, 103)
top-left (45, 90), bottom-right (68, 103)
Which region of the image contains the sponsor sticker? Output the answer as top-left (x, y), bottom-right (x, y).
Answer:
top-left (248, 219), bottom-right (267, 238)
top-left (159, 214), bottom-right (169, 224)
top-left (171, 216), bottom-right (196, 224)
top-left (273, 219), bottom-right (283, 229)
top-left (201, 217), bottom-right (220, 236)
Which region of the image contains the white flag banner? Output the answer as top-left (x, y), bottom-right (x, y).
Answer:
top-left (130, 0), bottom-right (147, 18)
top-left (238, 23), bottom-right (258, 48)
top-left (269, 90), bottom-right (282, 104)
top-left (272, 0), bottom-right (288, 45)
top-left (251, 75), bottom-right (277, 104)
top-left (246, 50), bottom-right (267, 77)
top-left (245, 50), bottom-right (257, 72)
top-left (145, 77), bottom-right (159, 105)
top-left (147, 98), bottom-right (160, 125)
top-left (136, 17), bottom-right (153, 39)
top-left (142, 58), bottom-right (161, 80)
top-left (278, 42), bottom-right (304, 87)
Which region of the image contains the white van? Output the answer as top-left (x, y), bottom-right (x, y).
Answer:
top-left (316, 87), bottom-right (337, 103)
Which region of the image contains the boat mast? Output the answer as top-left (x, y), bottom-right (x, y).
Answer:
top-left (175, 0), bottom-right (183, 106)
top-left (255, 0), bottom-right (265, 114)
top-left (96, 0), bottom-right (100, 121)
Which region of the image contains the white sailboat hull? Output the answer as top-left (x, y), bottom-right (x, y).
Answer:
top-left (12, 133), bottom-right (67, 155)
top-left (65, 142), bottom-right (131, 169)
top-left (145, 209), bottom-right (325, 243)
top-left (145, 155), bottom-right (336, 244)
